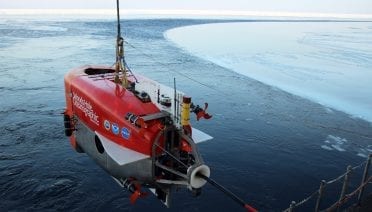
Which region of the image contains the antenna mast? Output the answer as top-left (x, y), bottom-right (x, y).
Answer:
top-left (116, 0), bottom-right (121, 37)
top-left (114, 0), bottom-right (128, 87)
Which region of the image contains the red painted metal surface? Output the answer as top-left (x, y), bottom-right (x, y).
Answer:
top-left (64, 66), bottom-right (166, 155)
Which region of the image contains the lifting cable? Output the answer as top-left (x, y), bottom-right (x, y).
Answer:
top-left (124, 41), bottom-right (229, 95)
top-left (115, 2), bottom-right (254, 209)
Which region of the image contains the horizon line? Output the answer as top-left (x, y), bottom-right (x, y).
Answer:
top-left (1, 9), bottom-right (372, 19)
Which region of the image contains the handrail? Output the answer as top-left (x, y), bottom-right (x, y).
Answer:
top-left (283, 154), bottom-right (372, 212)
top-left (325, 176), bottom-right (372, 211)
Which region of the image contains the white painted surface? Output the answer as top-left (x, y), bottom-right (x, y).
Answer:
top-left (192, 127), bottom-right (213, 143)
top-left (96, 132), bottom-right (149, 166)
top-left (135, 74), bottom-right (184, 127)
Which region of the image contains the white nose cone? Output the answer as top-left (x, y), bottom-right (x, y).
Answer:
top-left (188, 165), bottom-right (211, 189)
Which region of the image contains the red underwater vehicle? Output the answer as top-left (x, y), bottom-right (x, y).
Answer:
top-left (64, 65), bottom-right (212, 205)
top-left (63, 3), bottom-right (212, 208)
top-left (63, 1), bottom-right (256, 211)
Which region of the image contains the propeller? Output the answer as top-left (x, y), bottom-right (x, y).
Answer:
top-left (129, 183), bottom-right (148, 204)
top-left (193, 103), bottom-right (213, 121)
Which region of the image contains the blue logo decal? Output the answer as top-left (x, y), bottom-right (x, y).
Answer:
top-left (121, 127), bottom-right (130, 140)
top-left (112, 123), bottom-right (119, 135)
top-left (104, 120), bottom-right (110, 130)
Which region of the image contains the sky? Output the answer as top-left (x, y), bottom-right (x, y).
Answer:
top-left (1, 0), bottom-right (372, 14)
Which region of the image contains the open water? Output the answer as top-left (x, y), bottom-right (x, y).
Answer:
top-left (0, 17), bottom-right (371, 211)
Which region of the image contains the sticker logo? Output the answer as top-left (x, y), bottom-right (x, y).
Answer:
top-left (104, 120), bottom-right (110, 131)
top-left (72, 92), bottom-right (99, 126)
top-left (121, 127), bottom-right (130, 140)
top-left (111, 123), bottom-right (119, 135)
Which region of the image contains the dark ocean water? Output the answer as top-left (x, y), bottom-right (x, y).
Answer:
top-left (0, 18), bottom-right (371, 211)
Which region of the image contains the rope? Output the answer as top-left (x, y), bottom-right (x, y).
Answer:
top-left (292, 190), bottom-right (319, 209)
top-left (325, 172), bottom-right (347, 185)
top-left (282, 158), bottom-right (370, 211)
top-left (321, 161), bottom-right (364, 186)
top-left (153, 143), bottom-right (188, 169)
top-left (325, 161), bottom-right (366, 185)
top-left (352, 160), bottom-right (367, 171)
top-left (325, 175), bottom-right (372, 212)
top-left (125, 41), bottom-right (229, 95)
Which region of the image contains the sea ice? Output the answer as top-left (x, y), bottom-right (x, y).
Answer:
top-left (322, 135), bottom-right (348, 152)
top-left (331, 144), bottom-right (346, 152)
top-left (321, 145), bottom-right (333, 151)
top-left (165, 22), bottom-right (372, 123)
top-left (357, 153), bottom-right (367, 158)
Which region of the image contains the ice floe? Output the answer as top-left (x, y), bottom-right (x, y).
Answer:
top-left (165, 22), bottom-right (372, 123)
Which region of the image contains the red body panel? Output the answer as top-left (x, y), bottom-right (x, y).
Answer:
top-left (64, 66), bottom-right (163, 155)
